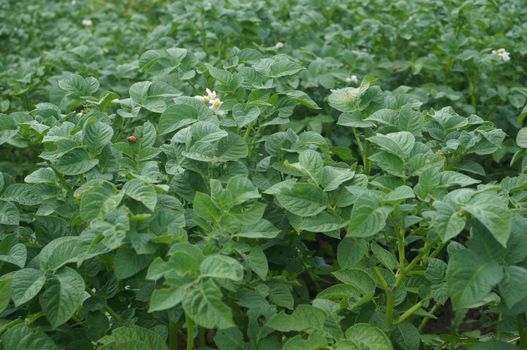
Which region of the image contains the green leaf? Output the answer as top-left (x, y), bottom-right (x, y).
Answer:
top-left (516, 127), bottom-right (527, 148)
top-left (149, 279), bottom-right (190, 312)
top-left (236, 219), bottom-right (281, 239)
top-left (392, 322), bottom-right (420, 350)
top-left (245, 246), bottom-right (268, 280)
top-left (322, 166), bottom-right (355, 191)
top-left (0, 278), bottom-right (12, 313)
top-left (384, 185), bottom-right (415, 203)
top-left (98, 326), bottom-right (169, 350)
top-left (499, 266), bottom-right (527, 309)
top-left (214, 328), bottom-right (247, 350)
top-left (3, 184), bottom-right (43, 206)
top-left (447, 249), bottom-right (504, 310)
top-left (268, 283), bottom-right (294, 309)
top-left (55, 149), bottom-right (99, 175)
top-left (0, 239), bottom-right (26, 268)
top-left (123, 179), bottom-right (157, 211)
top-left (368, 131), bottom-right (415, 160)
top-left (39, 267), bottom-right (85, 328)
top-left (80, 182), bottom-right (123, 221)
top-left (12, 268), bottom-right (46, 306)
top-left (464, 193), bottom-right (511, 247)
top-left (348, 193), bottom-right (392, 238)
top-left (1, 323), bottom-right (59, 350)
top-left (266, 304), bottom-right (326, 332)
top-left (328, 81), bottom-right (371, 112)
top-left (83, 119), bottom-right (113, 154)
top-left (371, 242), bottom-right (398, 270)
top-left (337, 238), bottom-right (368, 268)
top-left (432, 201), bottom-right (466, 242)
top-left (275, 182), bottom-right (328, 217)
top-left (182, 279), bottom-right (234, 329)
top-left (344, 323), bottom-right (393, 350)
top-left (298, 150), bottom-right (324, 184)
top-left (113, 249), bottom-right (151, 279)
top-left (283, 90), bottom-right (320, 109)
top-left (200, 255), bottom-right (244, 281)
top-left (0, 201), bottom-right (19, 225)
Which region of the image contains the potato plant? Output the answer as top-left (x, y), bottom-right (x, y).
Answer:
top-left (1, 1), bottom-right (527, 349)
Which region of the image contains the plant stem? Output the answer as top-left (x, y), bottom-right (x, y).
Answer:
top-left (384, 291), bottom-right (394, 331)
top-left (418, 303), bottom-right (441, 332)
top-left (352, 128), bottom-right (370, 175)
top-left (397, 228), bottom-right (405, 267)
top-left (86, 289), bottom-right (123, 323)
top-left (169, 321), bottom-right (178, 350)
top-left (199, 327), bottom-right (206, 347)
top-left (396, 301), bottom-right (423, 324)
top-left (186, 314), bottom-right (194, 350)
top-left (517, 313), bottom-right (527, 348)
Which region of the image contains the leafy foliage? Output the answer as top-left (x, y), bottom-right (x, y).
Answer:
top-left (1, 0), bottom-right (527, 349)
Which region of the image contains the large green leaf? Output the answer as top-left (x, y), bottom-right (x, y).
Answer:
top-left (98, 326), bottom-right (169, 350)
top-left (200, 255), bottom-right (244, 281)
top-left (368, 131), bottom-right (415, 160)
top-left (182, 280), bottom-right (234, 329)
top-left (432, 201), bottom-right (466, 242)
top-left (348, 193), bottom-right (392, 237)
top-left (275, 182), bottom-right (328, 217)
top-left (499, 266), bottom-right (527, 309)
top-left (80, 182), bottom-right (123, 220)
top-left (0, 201), bottom-right (19, 225)
top-left (1, 323), bottom-right (59, 350)
top-left (55, 149), bottom-right (99, 175)
top-left (39, 267), bottom-right (85, 328)
top-left (12, 268), bottom-right (46, 306)
top-left (83, 119), bottom-right (113, 154)
top-left (266, 304), bottom-right (326, 332)
top-left (464, 193), bottom-right (511, 247)
top-left (123, 179), bottom-right (157, 211)
top-left (0, 278), bottom-right (12, 313)
top-left (344, 323), bottom-right (393, 350)
top-left (447, 249), bottom-right (503, 310)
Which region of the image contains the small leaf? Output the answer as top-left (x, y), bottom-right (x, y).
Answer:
top-left (345, 323), bottom-right (393, 350)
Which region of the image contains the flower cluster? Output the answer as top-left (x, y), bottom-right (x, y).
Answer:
top-left (492, 48), bottom-right (510, 62)
top-left (194, 88), bottom-right (223, 111)
top-left (346, 74), bottom-right (359, 84)
top-left (82, 19), bottom-right (93, 27)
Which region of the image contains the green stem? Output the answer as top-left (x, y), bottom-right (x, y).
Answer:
top-left (396, 301), bottom-right (423, 325)
top-left (0, 319), bottom-right (23, 335)
top-left (397, 228), bottom-right (405, 267)
top-left (199, 327), bottom-right (206, 347)
top-left (169, 321), bottom-right (178, 350)
top-left (418, 303), bottom-right (441, 332)
top-left (352, 128), bottom-right (370, 175)
top-left (186, 314), bottom-right (194, 350)
top-left (86, 289), bottom-right (123, 323)
top-left (384, 292), bottom-right (394, 331)
top-left (518, 314), bottom-right (527, 348)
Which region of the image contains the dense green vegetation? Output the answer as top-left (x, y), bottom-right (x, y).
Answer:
top-left (1, 0), bottom-right (527, 349)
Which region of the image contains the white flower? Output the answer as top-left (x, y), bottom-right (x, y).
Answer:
top-left (492, 48), bottom-right (510, 62)
top-left (209, 98), bottom-right (223, 111)
top-left (82, 19), bottom-right (93, 27)
top-left (346, 74), bottom-right (359, 84)
top-left (195, 89), bottom-right (222, 112)
top-left (274, 42), bottom-right (285, 49)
